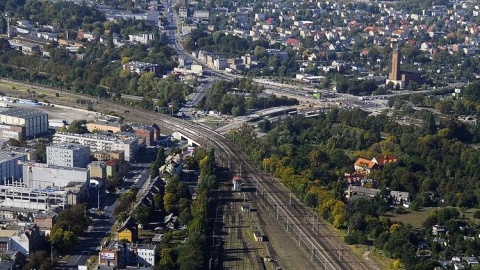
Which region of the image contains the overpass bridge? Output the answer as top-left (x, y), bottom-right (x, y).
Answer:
top-left (171, 131), bottom-right (202, 147)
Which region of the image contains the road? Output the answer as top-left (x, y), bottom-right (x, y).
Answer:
top-left (62, 162), bottom-right (152, 270)
top-left (1, 72), bottom-right (379, 269)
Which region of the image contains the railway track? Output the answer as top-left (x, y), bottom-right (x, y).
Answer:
top-left (0, 78), bottom-right (374, 270)
top-left (159, 116), bottom-right (371, 270)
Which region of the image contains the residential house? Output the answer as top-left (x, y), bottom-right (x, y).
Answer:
top-left (117, 217), bottom-right (138, 243)
top-left (131, 244), bottom-right (156, 267)
top-left (164, 213), bottom-right (178, 230)
top-left (432, 225), bottom-right (446, 236)
top-left (371, 155), bottom-right (397, 167)
top-left (8, 224), bottom-right (44, 256)
top-left (99, 241), bottom-right (126, 269)
top-left (463, 256), bottom-right (479, 266)
top-left (33, 212), bottom-right (56, 236)
top-left (353, 158), bottom-right (377, 175)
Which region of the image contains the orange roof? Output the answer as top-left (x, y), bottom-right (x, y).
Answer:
top-left (373, 155), bottom-right (397, 166)
top-left (232, 176), bottom-right (242, 182)
top-left (354, 158), bottom-right (377, 169)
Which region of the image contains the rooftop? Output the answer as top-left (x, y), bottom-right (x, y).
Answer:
top-left (0, 152), bottom-right (27, 162)
top-left (137, 244), bottom-right (156, 250)
top-left (47, 143), bottom-right (90, 151)
top-left (0, 108), bottom-right (47, 119)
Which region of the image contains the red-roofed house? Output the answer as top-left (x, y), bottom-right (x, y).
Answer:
top-left (286, 38), bottom-right (302, 48)
top-left (372, 155), bottom-right (397, 167)
top-left (354, 158), bottom-right (377, 175)
top-left (265, 17), bottom-right (274, 24)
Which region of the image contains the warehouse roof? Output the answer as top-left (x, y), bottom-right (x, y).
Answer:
top-left (0, 108), bottom-right (47, 119)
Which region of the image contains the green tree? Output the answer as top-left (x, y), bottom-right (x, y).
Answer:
top-left (24, 251), bottom-right (56, 270)
top-left (423, 112), bottom-right (436, 135)
top-left (132, 205), bottom-right (151, 225)
top-left (157, 248), bottom-right (176, 270)
top-left (67, 120), bottom-right (88, 134)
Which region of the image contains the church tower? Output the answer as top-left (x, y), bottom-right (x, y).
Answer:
top-left (389, 47), bottom-right (401, 81)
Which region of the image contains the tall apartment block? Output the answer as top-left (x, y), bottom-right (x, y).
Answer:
top-left (47, 143), bottom-right (91, 168)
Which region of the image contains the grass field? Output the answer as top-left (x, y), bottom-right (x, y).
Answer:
top-left (388, 207), bottom-right (480, 229)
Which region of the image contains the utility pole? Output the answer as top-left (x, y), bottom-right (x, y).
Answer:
top-left (275, 204), bottom-right (278, 219)
top-left (97, 187), bottom-right (100, 210)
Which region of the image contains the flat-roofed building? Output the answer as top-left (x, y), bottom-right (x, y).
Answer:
top-left (33, 212), bottom-right (56, 236)
top-left (1, 146), bottom-right (37, 161)
top-left (47, 143), bottom-right (90, 168)
top-left (122, 61), bottom-right (158, 75)
top-left (0, 124), bottom-right (25, 140)
top-left (53, 132), bottom-right (139, 162)
top-left (24, 164), bottom-right (89, 189)
top-left (0, 183), bottom-right (70, 210)
top-left (133, 125), bottom-right (154, 146)
top-left (0, 109), bottom-right (48, 138)
top-left (93, 150), bottom-right (125, 161)
top-left (0, 153), bottom-right (27, 184)
top-left (86, 122), bottom-right (127, 133)
top-left (89, 161), bottom-right (106, 180)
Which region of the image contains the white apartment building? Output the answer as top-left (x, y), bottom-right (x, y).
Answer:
top-left (47, 143), bottom-right (90, 168)
top-left (128, 33), bottom-right (155, 44)
top-left (136, 245), bottom-right (156, 266)
top-left (123, 61), bottom-right (158, 75)
top-left (53, 132), bottom-right (139, 162)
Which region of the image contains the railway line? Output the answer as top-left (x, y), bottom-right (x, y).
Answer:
top-left (0, 77), bottom-right (377, 270)
top-left (160, 116), bottom-right (373, 270)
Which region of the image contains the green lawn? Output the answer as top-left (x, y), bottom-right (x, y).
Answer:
top-left (388, 207), bottom-right (480, 229)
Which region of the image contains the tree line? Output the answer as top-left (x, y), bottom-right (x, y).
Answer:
top-left (200, 78), bottom-right (299, 116)
top-left (230, 107), bottom-right (480, 268)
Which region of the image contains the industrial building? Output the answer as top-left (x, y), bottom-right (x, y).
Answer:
top-left (1, 146), bottom-right (38, 161)
top-left (0, 182), bottom-right (68, 210)
top-left (23, 163), bottom-right (90, 189)
top-left (0, 124), bottom-right (25, 140)
top-left (53, 132), bottom-right (139, 162)
top-left (0, 152), bottom-right (27, 184)
top-left (47, 143), bottom-right (91, 168)
top-left (0, 108), bottom-right (48, 138)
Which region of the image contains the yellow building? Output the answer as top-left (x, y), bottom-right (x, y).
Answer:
top-left (117, 217), bottom-right (137, 243)
top-left (86, 121), bottom-right (127, 133)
